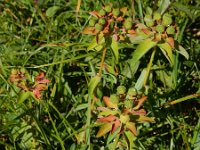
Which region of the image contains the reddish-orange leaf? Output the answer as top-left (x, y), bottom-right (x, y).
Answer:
top-left (141, 28), bottom-right (152, 35)
top-left (82, 27), bottom-right (98, 35)
top-left (126, 122), bottom-right (138, 136)
top-left (103, 96), bottom-right (118, 109)
top-left (96, 123), bottom-right (112, 138)
top-left (133, 96), bottom-right (147, 110)
top-left (166, 37), bottom-right (174, 48)
top-left (35, 72), bottom-right (50, 84)
top-left (97, 114), bottom-right (117, 123)
top-left (112, 119), bottom-right (121, 133)
top-left (131, 109), bottom-right (147, 115)
top-left (89, 11), bottom-right (101, 18)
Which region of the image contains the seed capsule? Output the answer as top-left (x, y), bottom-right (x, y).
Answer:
top-left (99, 18), bottom-right (106, 25)
top-left (109, 19), bottom-right (115, 30)
top-left (124, 99), bottom-right (134, 108)
top-left (155, 24), bottom-right (165, 33)
top-left (105, 5), bottom-right (112, 13)
top-left (124, 20), bottom-right (132, 30)
top-left (99, 9), bottom-right (106, 16)
top-left (95, 23), bottom-right (103, 31)
top-left (166, 26), bottom-right (175, 34)
top-left (127, 87), bottom-right (137, 97)
top-left (110, 94), bottom-right (119, 104)
top-left (89, 19), bottom-right (96, 26)
top-left (162, 13), bottom-right (172, 26)
top-left (117, 86), bottom-right (126, 95)
top-left (144, 15), bottom-right (154, 27)
top-left (153, 11), bottom-right (161, 21)
top-left (112, 8), bottom-right (120, 17)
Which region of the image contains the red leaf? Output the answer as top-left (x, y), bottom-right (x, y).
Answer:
top-left (33, 88), bottom-right (41, 99)
top-left (89, 11), bottom-right (101, 18)
top-left (103, 96), bottom-right (118, 109)
top-left (82, 27), bottom-right (98, 35)
top-left (35, 72), bottom-right (50, 84)
top-left (166, 37), bottom-right (174, 48)
top-left (133, 96), bottom-right (147, 110)
top-left (112, 119), bottom-right (121, 133)
top-left (97, 115), bottom-right (117, 123)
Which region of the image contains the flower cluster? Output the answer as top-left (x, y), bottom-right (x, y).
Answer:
top-left (9, 68), bottom-right (50, 99)
top-left (95, 86), bottom-right (155, 138)
top-left (83, 4), bottom-right (136, 41)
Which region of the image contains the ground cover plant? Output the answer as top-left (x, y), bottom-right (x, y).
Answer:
top-left (0, 0), bottom-right (200, 149)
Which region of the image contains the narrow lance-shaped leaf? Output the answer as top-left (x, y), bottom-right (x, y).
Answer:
top-left (126, 122), bottom-right (138, 136)
top-left (177, 45), bottom-right (189, 60)
top-left (111, 37), bottom-right (119, 64)
top-left (129, 39), bottom-right (157, 72)
top-left (46, 6), bottom-right (60, 17)
top-left (124, 130), bottom-right (136, 149)
top-left (96, 123), bottom-right (112, 138)
top-left (158, 42), bottom-right (174, 66)
top-left (88, 75), bottom-right (101, 98)
top-left (18, 91), bottom-right (31, 104)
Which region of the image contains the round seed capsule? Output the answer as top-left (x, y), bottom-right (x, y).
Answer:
top-left (109, 19), bottom-right (115, 29)
top-left (162, 13), bottom-right (172, 26)
top-left (99, 9), bottom-right (106, 16)
top-left (110, 94), bottom-right (119, 104)
top-left (89, 19), bottom-right (96, 26)
top-left (124, 99), bottom-right (134, 108)
top-left (105, 5), bottom-right (112, 13)
top-left (124, 21), bottom-right (132, 30)
top-left (166, 26), bottom-right (175, 34)
top-left (112, 8), bottom-right (120, 17)
top-left (117, 86), bottom-right (126, 95)
top-left (99, 18), bottom-right (106, 25)
top-left (156, 24), bottom-right (165, 33)
top-left (144, 15), bottom-right (154, 27)
top-left (153, 11), bottom-right (161, 21)
top-left (146, 20), bottom-right (154, 27)
top-left (127, 87), bottom-right (137, 97)
top-left (95, 23), bottom-right (103, 31)
top-left (144, 14), bottom-right (153, 23)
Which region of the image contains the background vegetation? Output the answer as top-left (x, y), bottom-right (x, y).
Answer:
top-left (0, 0), bottom-right (199, 149)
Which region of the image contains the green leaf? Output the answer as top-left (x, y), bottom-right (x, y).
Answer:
top-left (111, 38), bottom-right (119, 63)
top-left (172, 2), bottom-right (193, 19)
top-left (158, 42), bottom-right (174, 65)
top-left (46, 6), bottom-right (60, 17)
top-left (135, 68), bottom-right (147, 91)
top-left (18, 91), bottom-right (31, 104)
top-left (106, 127), bottom-right (121, 144)
top-left (87, 33), bottom-right (105, 51)
top-left (158, 0), bottom-right (171, 15)
top-left (88, 75), bottom-right (101, 98)
top-left (96, 123), bottom-right (112, 138)
top-left (177, 45), bottom-right (189, 60)
top-left (124, 130), bottom-right (136, 149)
top-left (129, 39), bottom-right (157, 70)
top-left (75, 103), bottom-right (88, 111)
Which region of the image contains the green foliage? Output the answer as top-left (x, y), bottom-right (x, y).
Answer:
top-left (0, 0), bottom-right (199, 149)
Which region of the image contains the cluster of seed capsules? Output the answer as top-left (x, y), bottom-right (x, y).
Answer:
top-left (108, 85), bottom-right (143, 109)
top-left (143, 11), bottom-right (177, 39)
top-left (88, 5), bottom-right (135, 39)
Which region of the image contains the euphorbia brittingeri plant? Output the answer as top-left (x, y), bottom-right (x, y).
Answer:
top-left (9, 68), bottom-right (50, 103)
top-left (96, 91), bottom-right (155, 138)
top-left (83, 2), bottom-right (189, 149)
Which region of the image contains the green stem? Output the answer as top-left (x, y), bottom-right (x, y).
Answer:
top-left (173, 18), bottom-right (189, 88)
top-left (169, 93), bottom-right (200, 105)
top-left (136, 0), bottom-right (144, 23)
top-left (112, 134), bottom-right (120, 150)
top-left (98, 48), bottom-right (107, 77)
top-left (144, 48), bottom-right (156, 87)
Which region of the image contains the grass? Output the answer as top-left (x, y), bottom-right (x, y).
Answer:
top-left (0, 0), bottom-right (200, 149)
